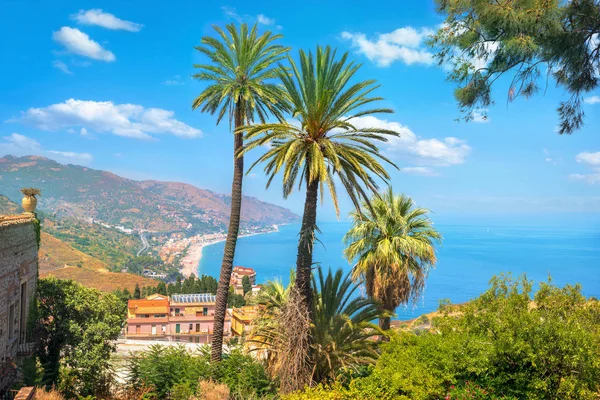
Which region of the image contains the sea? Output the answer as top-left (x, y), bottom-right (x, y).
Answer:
top-left (198, 220), bottom-right (600, 320)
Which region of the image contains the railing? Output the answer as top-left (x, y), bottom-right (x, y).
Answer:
top-left (17, 342), bottom-right (36, 356)
top-left (168, 315), bottom-right (219, 322)
top-left (127, 316), bottom-right (169, 323)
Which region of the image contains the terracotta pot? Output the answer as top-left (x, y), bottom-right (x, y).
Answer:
top-left (22, 195), bottom-right (37, 213)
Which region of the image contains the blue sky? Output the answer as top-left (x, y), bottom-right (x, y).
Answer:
top-left (0, 1), bottom-right (599, 223)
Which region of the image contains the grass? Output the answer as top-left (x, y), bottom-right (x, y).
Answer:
top-left (39, 231), bottom-right (157, 292)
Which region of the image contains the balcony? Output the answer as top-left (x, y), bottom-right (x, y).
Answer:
top-left (127, 316), bottom-right (169, 324)
top-left (17, 342), bottom-right (36, 356)
top-left (169, 314), bottom-right (224, 322)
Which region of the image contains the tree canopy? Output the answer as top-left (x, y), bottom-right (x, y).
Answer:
top-left (36, 277), bottom-right (124, 397)
top-left (431, 0), bottom-right (600, 134)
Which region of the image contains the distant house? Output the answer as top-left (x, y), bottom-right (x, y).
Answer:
top-left (230, 266), bottom-right (256, 295)
top-left (230, 306), bottom-right (260, 336)
top-left (125, 293), bottom-right (231, 343)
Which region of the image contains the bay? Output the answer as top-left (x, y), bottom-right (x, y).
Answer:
top-left (198, 221), bottom-right (600, 319)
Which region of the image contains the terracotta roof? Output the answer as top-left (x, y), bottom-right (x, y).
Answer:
top-left (233, 266), bottom-right (256, 275)
top-left (128, 298), bottom-right (169, 314)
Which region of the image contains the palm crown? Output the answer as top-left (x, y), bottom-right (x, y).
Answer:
top-left (344, 188), bottom-right (442, 322)
top-left (192, 23), bottom-right (290, 124)
top-left (240, 46), bottom-right (399, 216)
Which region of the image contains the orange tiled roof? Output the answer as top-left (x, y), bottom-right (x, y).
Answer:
top-left (128, 298), bottom-right (169, 315)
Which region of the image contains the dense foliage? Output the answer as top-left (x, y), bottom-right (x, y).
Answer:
top-left (285, 274), bottom-right (600, 399)
top-left (35, 277), bottom-right (125, 397)
top-left (250, 267), bottom-right (385, 390)
top-left (127, 344), bottom-right (275, 399)
top-left (114, 274), bottom-right (219, 304)
top-left (431, 0), bottom-right (600, 134)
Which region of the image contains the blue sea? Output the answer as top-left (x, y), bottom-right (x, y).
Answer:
top-left (198, 221), bottom-right (600, 320)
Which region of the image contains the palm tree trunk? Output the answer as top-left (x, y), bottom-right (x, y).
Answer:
top-left (379, 316), bottom-right (391, 330)
top-left (295, 178), bottom-right (319, 312)
top-left (210, 105), bottom-right (244, 363)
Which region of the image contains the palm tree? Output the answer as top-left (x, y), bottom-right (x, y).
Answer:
top-left (192, 23), bottom-right (289, 362)
top-left (240, 46), bottom-right (399, 321)
top-left (249, 267), bottom-right (386, 390)
top-left (344, 188), bottom-right (442, 331)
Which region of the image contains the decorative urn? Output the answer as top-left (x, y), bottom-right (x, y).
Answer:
top-left (20, 188), bottom-right (40, 214)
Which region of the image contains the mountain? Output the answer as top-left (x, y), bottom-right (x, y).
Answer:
top-left (0, 155), bottom-right (298, 232)
top-left (1, 195), bottom-right (155, 291)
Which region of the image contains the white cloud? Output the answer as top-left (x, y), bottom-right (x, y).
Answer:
top-left (71, 9), bottom-right (143, 32)
top-left (15, 99), bottom-right (202, 140)
top-left (575, 151), bottom-right (600, 166)
top-left (0, 133), bottom-right (93, 165)
top-left (569, 173), bottom-right (600, 185)
top-left (257, 14), bottom-right (274, 25)
top-left (584, 95), bottom-right (600, 105)
top-left (53, 60), bottom-right (73, 74)
top-left (163, 75), bottom-right (183, 85)
top-left (53, 27), bottom-right (115, 62)
top-left (221, 6), bottom-right (242, 21)
top-left (472, 109), bottom-right (490, 123)
top-left (221, 6), bottom-right (278, 27)
top-left (569, 151), bottom-right (600, 185)
top-left (341, 27), bottom-right (435, 67)
top-left (80, 127), bottom-right (88, 136)
top-left (401, 167), bottom-right (438, 176)
top-left (348, 115), bottom-right (471, 171)
top-left (46, 150), bottom-right (93, 163)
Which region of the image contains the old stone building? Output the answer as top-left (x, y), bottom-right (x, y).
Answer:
top-left (0, 214), bottom-right (38, 390)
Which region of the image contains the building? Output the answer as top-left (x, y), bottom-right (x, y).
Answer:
top-left (0, 213), bottom-right (39, 390)
top-left (230, 266), bottom-right (256, 295)
top-left (125, 293), bottom-right (231, 344)
top-left (230, 306), bottom-right (260, 336)
top-left (126, 294), bottom-right (169, 338)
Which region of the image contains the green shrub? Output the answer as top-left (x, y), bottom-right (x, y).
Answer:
top-left (286, 274), bottom-right (600, 400)
top-left (126, 344), bottom-right (275, 399)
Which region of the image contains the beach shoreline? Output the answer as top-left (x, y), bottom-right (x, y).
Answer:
top-left (179, 226), bottom-right (284, 278)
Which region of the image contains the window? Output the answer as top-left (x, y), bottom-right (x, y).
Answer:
top-left (19, 281), bottom-right (27, 344)
top-left (174, 308), bottom-right (180, 316)
top-left (203, 307), bottom-right (208, 316)
top-left (175, 324), bottom-right (180, 333)
top-left (196, 323), bottom-right (200, 332)
top-left (189, 323), bottom-right (193, 332)
top-left (8, 304), bottom-right (15, 340)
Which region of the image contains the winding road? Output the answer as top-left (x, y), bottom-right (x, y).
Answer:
top-left (136, 233), bottom-right (149, 257)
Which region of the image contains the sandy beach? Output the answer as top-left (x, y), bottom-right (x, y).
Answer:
top-left (179, 227), bottom-right (282, 278)
top-left (179, 237), bottom-right (226, 278)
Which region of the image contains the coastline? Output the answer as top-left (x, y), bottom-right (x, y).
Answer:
top-left (179, 226), bottom-right (285, 278)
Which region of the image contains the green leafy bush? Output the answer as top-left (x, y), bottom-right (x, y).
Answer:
top-left (287, 274), bottom-right (600, 399)
top-left (126, 344), bottom-right (275, 399)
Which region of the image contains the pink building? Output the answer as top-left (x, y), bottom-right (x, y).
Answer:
top-left (126, 293), bottom-right (231, 343)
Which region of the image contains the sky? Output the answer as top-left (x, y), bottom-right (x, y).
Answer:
top-left (0, 0), bottom-right (599, 224)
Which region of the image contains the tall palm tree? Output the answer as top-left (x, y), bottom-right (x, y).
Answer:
top-left (240, 46), bottom-right (399, 320)
top-left (192, 23), bottom-right (289, 362)
top-left (249, 267), bottom-right (386, 389)
top-left (344, 188), bottom-right (442, 331)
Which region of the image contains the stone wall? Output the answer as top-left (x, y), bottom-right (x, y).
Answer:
top-left (0, 215), bottom-right (38, 390)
